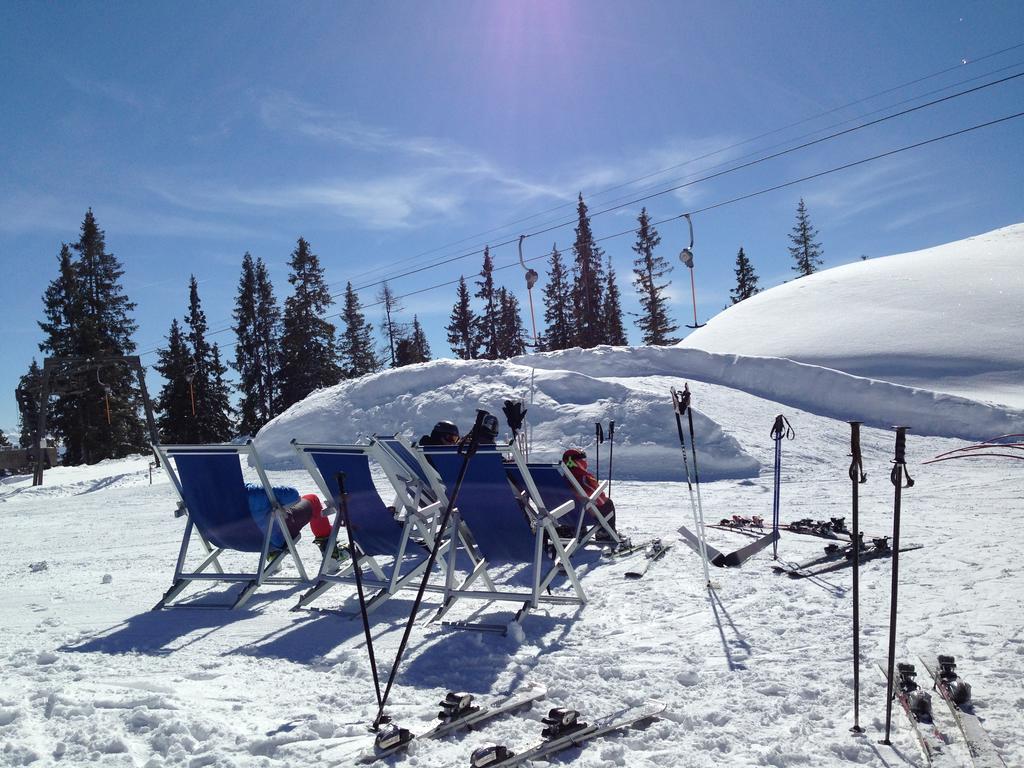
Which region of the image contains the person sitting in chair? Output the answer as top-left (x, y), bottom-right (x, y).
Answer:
top-left (562, 448), bottom-right (617, 542)
top-left (246, 486), bottom-right (336, 561)
top-left (419, 420), bottom-right (461, 446)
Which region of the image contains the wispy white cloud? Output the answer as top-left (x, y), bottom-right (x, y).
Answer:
top-left (63, 74), bottom-right (158, 111)
top-left (802, 156), bottom-right (937, 224)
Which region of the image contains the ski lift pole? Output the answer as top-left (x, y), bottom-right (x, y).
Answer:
top-left (848, 421), bottom-right (867, 736)
top-left (519, 234), bottom-right (540, 459)
top-left (881, 426), bottom-right (913, 745)
top-left (679, 213), bottom-right (706, 329)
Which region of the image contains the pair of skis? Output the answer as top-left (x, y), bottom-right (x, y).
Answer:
top-left (878, 656), bottom-right (1006, 768)
top-left (624, 539), bottom-right (671, 579)
top-left (358, 684), bottom-right (547, 763)
top-left (772, 537), bottom-right (921, 579)
top-left (470, 701), bottom-right (665, 767)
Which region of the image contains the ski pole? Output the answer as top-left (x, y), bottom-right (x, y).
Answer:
top-left (336, 471), bottom-right (385, 722)
top-left (607, 421), bottom-right (615, 499)
top-left (595, 422), bottom-right (604, 482)
top-left (769, 415), bottom-right (794, 560)
top-left (672, 386), bottom-right (711, 588)
top-left (684, 384), bottom-right (712, 582)
top-left (847, 421), bottom-right (867, 736)
top-left (881, 426), bottom-right (913, 745)
top-left (373, 410), bottom-right (486, 730)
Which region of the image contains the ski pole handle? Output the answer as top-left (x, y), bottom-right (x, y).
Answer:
top-left (596, 422), bottom-right (604, 444)
top-left (890, 426), bottom-right (914, 488)
top-left (848, 421), bottom-right (867, 483)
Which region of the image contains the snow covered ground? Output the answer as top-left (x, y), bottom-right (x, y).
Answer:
top-left (2, 227), bottom-right (1023, 767)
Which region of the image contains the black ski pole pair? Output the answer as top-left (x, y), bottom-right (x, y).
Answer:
top-left (344, 410), bottom-right (487, 734)
top-left (881, 425), bottom-right (913, 745)
top-left (671, 383), bottom-right (711, 588)
top-left (770, 415), bottom-right (795, 560)
top-left (593, 420), bottom-right (616, 498)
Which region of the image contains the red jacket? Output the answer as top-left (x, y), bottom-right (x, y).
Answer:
top-left (567, 459), bottom-right (609, 507)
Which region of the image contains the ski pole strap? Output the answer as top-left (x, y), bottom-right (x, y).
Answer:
top-left (890, 427), bottom-right (915, 488)
top-left (848, 421), bottom-right (867, 483)
top-left (596, 422), bottom-right (604, 443)
top-left (770, 414), bottom-right (795, 441)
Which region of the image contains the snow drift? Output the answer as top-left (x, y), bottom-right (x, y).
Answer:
top-left (681, 223), bottom-right (1024, 407)
top-left (253, 358), bottom-right (759, 481)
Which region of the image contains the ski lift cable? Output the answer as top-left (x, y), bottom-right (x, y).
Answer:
top-left (345, 69), bottom-right (1024, 295)
top-left (349, 110), bottom-right (1024, 313)
top-left (331, 42), bottom-right (1024, 288)
top-left (138, 108), bottom-right (1024, 355)
top-left (138, 67), bottom-right (1024, 354)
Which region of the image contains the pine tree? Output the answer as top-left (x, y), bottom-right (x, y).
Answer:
top-left (395, 315), bottom-right (432, 366)
top-left (603, 256), bottom-right (628, 346)
top-left (339, 282), bottom-right (382, 378)
top-left (631, 208), bottom-right (678, 345)
top-left (37, 211), bottom-right (145, 464)
top-left (494, 288), bottom-right (527, 357)
top-left (788, 198), bottom-right (824, 276)
top-left (570, 194), bottom-right (605, 348)
top-left (278, 237), bottom-right (341, 409)
top-left (0, 428), bottom-right (10, 448)
top-left (377, 282), bottom-right (403, 367)
top-left (474, 247), bottom-right (501, 359)
top-left (729, 247), bottom-right (761, 304)
top-left (542, 244), bottom-right (573, 351)
top-left (446, 276), bottom-right (478, 360)
top-left (154, 318), bottom-right (195, 443)
top-left (233, 253), bottom-right (282, 437)
top-left (182, 276), bottom-right (234, 442)
top-left (16, 360), bottom-right (45, 448)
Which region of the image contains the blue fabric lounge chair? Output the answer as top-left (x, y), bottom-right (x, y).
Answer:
top-left (153, 441), bottom-right (310, 610)
top-left (419, 443), bottom-right (587, 633)
top-left (291, 441), bottom-right (490, 613)
top-left (507, 462), bottom-right (621, 549)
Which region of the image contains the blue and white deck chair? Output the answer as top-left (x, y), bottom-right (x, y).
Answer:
top-left (508, 462), bottom-right (621, 549)
top-left (153, 442), bottom-right (310, 610)
top-left (291, 441), bottom-right (489, 613)
top-left (420, 443), bottom-right (587, 632)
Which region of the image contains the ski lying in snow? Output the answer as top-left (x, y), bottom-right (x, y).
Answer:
top-left (357, 683), bottom-right (546, 763)
top-left (791, 543), bottom-right (923, 579)
top-left (918, 655), bottom-right (1008, 768)
top-left (876, 662), bottom-right (953, 767)
top-left (783, 516), bottom-right (850, 539)
top-left (772, 536), bottom-right (908, 577)
top-left (624, 539), bottom-right (671, 579)
top-left (678, 524), bottom-right (777, 567)
top-left (601, 537), bottom-right (650, 559)
top-left (469, 701), bottom-right (666, 767)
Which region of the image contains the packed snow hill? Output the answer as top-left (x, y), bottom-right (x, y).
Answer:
top-left (2, 225), bottom-right (1023, 768)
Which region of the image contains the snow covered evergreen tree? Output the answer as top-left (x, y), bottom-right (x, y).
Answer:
top-left (339, 282), bottom-right (382, 378)
top-left (38, 211), bottom-right (145, 464)
top-left (788, 198), bottom-right (824, 276)
top-left (496, 288), bottom-right (527, 357)
top-left (631, 208), bottom-right (678, 345)
top-left (182, 276), bottom-right (234, 442)
top-left (377, 282), bottom-right (403, 368)
top-left (603, 257), bottom-right (628, 346)
top-left (570, 194), bottom-right (605, 348)
top-left (474, 247), bottom-right (501, 360)
top-left (729, 246), bottom-right (761, 304)
top-left (395, 315), bottom-right (432, 366)
top-left (446, 276), bottom-right (478, 360)
top-left (232, 253), bottom-right (281, 437)
top-left (278, 237), bottom-right (341, 409)
top-left (16, 360), bottom-right (44, 448)
top-left (542, 244), bottom-right (573, 351)
top-left (0, 428), bottom-right (10, 447)
top-left (154, 318), bottom-right (195, 444)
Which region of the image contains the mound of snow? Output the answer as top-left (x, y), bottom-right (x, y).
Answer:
top-left (513, 346), bottom-right (1024, 441)
top-left (254, 358), bottom-right (758, 481)
top-left (681, 223), bottom-right (1024, 407)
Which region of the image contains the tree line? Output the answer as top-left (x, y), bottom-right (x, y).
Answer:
top-left (11, 199), bottom-right (824, 463)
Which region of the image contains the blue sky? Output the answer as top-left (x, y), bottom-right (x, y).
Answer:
top-left (1, 1), bottom-right (1022, 437)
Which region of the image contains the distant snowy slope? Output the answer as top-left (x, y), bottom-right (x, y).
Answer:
top-left (681, 223), bottom-right (1024, 406)
top-left (253, 358), bottom-right (758, 480)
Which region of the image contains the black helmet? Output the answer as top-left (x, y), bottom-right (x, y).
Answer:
top-left (430, 420), bottom-right (460, 442)
top-left (479, 412), bottom-right (499, 439)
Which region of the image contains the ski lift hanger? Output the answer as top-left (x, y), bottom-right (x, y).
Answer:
top-left (679, 213), bottom-right (706, 329)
